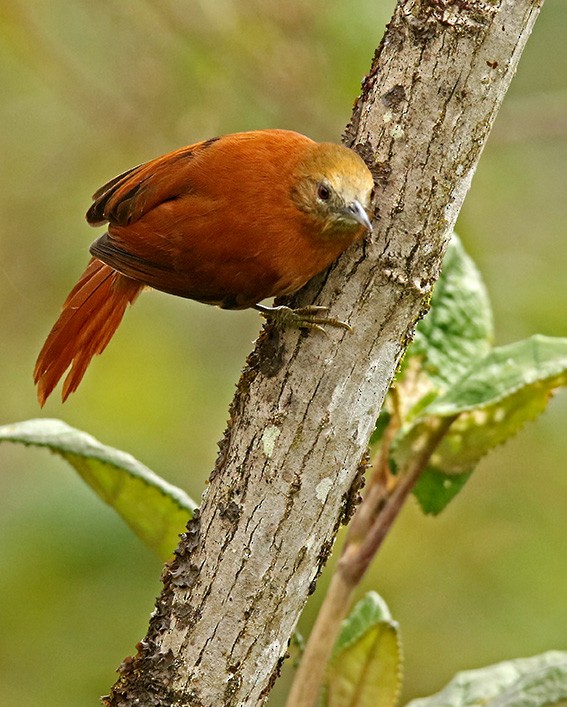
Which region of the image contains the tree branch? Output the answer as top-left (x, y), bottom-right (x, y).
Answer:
top-left (104, 1), bottom-right (545, 705)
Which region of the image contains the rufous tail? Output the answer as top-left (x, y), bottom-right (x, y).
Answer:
top-left (34, 257), bottom-right (143, 405)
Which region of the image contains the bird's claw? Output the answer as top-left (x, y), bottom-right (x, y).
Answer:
top-left (254, 304), bottom-right (352, 333)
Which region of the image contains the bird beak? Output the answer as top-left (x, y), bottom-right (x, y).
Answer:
top-left (345, 200), bottom-right (373, 233)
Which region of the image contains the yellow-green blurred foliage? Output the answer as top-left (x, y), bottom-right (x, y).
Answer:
top-left (0, 2), bottom-right (565, 705)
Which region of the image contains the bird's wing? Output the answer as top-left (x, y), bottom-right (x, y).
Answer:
top-left (85, 137), bottom-right (221, 227)
top-left (90, 231), bottom-right (175, 278)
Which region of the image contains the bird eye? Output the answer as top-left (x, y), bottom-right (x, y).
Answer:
top-left (317, 184), bottom-right (331, 201)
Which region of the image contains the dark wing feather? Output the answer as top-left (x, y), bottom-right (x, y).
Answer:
top-left (90, 232), bottom-right (173, 281)
top-left (85, 142), bottom-right (207, 227)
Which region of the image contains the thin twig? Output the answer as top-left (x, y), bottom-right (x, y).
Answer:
top-left (286, 415), bottom-right (457, 705)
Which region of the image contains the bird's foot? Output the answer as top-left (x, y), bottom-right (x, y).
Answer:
top-left (254, 304), bottom-right (351, 334)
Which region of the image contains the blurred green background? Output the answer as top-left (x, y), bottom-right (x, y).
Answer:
top-left (1, 1), bottom-right (565, 704)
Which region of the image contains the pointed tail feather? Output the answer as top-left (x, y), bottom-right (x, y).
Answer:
top-left (34, 258), bottom-right (143, 405)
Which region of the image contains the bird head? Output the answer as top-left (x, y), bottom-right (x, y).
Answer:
top-left (291, 142), bottom-right (374, 236)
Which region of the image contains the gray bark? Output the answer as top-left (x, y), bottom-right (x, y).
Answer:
top-left (105, 1), bottom-right (545, 705)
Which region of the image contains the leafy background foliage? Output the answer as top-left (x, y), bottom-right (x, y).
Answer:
top-left (0, 1), bottom-right (566, 705)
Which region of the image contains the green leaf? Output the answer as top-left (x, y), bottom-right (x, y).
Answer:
top-left (0, 418), bottom-right (196, 560)
top-left (412, 468), bottom-right (472, 516)
top-left (370, 410), bottom-right (392, 447)
top-left (407, 235), bottom-right (493, 390)
top-left (409, 335), bottom-right (567, 473)
top-left (323, 592), bottom-right (402, 707)
top-left (426, 335), bottom-right (567, 419)
top-left (406, 651), bottom-right (567, 707)
top-left (333, 591), bottom-right (393, 656)
top-left (394, 335), bottom-right (567, 514)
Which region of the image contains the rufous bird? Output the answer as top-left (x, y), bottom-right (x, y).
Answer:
top-left (34, 129), bottom-right (374, 405)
